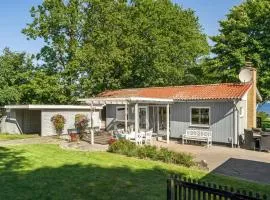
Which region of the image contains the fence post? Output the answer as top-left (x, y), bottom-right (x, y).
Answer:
top-left (167, 176), bottom-right (174, 200)
top-left (167, 175), bottom-right (267, 200)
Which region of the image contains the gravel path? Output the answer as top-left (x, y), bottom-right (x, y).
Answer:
top-left (0, 136), bottom-right (108, 152)
top-left (59, 140), bottom-right (108, 152)
top-left (0, 136), bottom-right (61, 146)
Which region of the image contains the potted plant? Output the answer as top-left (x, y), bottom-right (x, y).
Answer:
top-left (74, 114), bottom-right (89, 139)
top-left (51, 114), bottom-right (66, 137)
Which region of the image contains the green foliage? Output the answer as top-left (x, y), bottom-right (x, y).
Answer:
top-left (74, 114), bottom-right (89, 132)
top-left (19, 70), bottom-right (68, 104)
top-left (0, 48), bottom-right (68, 105)
top-left (0, 48), bottom-right (33, 106)
top-left (137, 145), bottom-right (158, 160)
top-left (23, 0), bottom-right (209, 97)
top-left (206, 0), bottom-right (270, 99)
top-left (257, 111), bottom-right (270, 122)
top-left (108, 140), bottom-right (195, 167)
top-left (258, 111), bottom-right (270, 130)
top-left (50, 114), bottom-right (66, 134)
top-left (108, 139), bottom-right (137, 157)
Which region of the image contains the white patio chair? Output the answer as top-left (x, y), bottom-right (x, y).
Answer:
top-left (126, 131), bottom-right (136, 140)
top-left (131, 132), bottom-right (143, 145)
top-left (144, 130), bottom-right (153, 145)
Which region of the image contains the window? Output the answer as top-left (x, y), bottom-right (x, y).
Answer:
top-left (116, 107), bottom-right (128, 121)
top-left (191, 107), bottom-right (210, 126)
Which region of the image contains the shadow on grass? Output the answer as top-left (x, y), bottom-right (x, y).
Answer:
top-left (0, 146), bottom-right (29, 171)
top-left (0, 163), bottom-right (186, 200)
top-left (0, 147), bottom-right (185, 200)
top-left (0, 146), bottom-right (269, 200)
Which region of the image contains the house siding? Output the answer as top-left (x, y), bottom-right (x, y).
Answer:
top-left (106, 104), bottom-right (134, 130)
top-left (170, 101), bottom-right (235, 144)
top-left (106, 101), bottom-right (237, 144)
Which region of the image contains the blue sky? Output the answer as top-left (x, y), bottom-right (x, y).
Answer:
top-left (0, 0), bottom-right (242, 54)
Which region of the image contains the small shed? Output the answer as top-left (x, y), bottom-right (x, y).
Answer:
top-left (0, 105), bottom-right (102, 136)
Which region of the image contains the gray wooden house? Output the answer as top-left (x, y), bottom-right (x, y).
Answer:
top-left (81, 67), bottom-right (261, 146)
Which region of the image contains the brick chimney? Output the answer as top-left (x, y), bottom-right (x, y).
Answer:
top-left (245, 62), bottom-right (257, 128)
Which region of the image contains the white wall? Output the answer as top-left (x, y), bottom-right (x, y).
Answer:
top-left (41, 110), bottom-right (100, 136)
top-left (0, 110), bottom-right (21, 134)
top-left (236, 100), bottom-right (247, 136)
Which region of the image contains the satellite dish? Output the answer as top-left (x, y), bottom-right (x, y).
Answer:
top-left (239, 68), bottom-right (252, 82)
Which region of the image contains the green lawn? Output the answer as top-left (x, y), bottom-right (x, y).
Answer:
top-left (0, 134), bottom-right (38, 141)
top-left (0, 144), bottom-right (269, 200)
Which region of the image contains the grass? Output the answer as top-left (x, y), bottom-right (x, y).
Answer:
top-left (0, 144), bottom-right (269, 200)
top-left (0, 133), bottom-right (38, 141)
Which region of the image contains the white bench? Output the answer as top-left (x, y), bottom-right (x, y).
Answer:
top-left (182, 129), bottom-right (212, 147)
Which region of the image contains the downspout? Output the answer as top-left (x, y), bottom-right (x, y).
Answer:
top-left (232, 102), bottom-right (235, 148)
top-left (233, 100), bottom-right (240, 148)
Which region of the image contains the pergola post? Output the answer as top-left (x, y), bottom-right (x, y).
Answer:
top-left (125, 103), bottom-right (128, 132)
top-left (135, 103), bottom-right (139, 134)
top-left (157, 106), bottom-right (159, 135)
top-left (166, 104), bottom-right (170, 144)
top-left (90, 105), bottom-right (94, 145)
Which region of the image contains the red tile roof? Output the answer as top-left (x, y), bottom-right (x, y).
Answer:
top-left (98, 83), bottom-right (252, 100)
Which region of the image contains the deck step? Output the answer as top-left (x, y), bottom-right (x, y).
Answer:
top-left (82, 133), bottom-right (111, 145)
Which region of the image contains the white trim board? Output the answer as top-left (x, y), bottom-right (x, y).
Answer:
top-left (5, 105), bottom-right (103, 110)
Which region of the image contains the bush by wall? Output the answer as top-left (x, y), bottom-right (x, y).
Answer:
top-left (50, 114), bottom-right (66, 135)
top-left (108, 140), bottom-right (195, 168)
top-left (75, 114), bottom-right (89, 132)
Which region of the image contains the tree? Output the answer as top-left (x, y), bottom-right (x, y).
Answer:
top-left (0, 48), bottom-right (33, 106)
top-left (206, 0), bottom-right (270, 99)
top-left (0, 48), bottom-right (67, 105)
top-left (23, 0), bottom-right (209, 98)
top-left (19, 70), bottom-right (68, 104)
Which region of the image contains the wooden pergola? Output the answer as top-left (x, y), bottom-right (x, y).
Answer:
top-left (79, 97), bottom-right (173, 144)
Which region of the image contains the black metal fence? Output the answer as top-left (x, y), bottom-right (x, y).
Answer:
top-left (167, 175), bottom-right (268, 200)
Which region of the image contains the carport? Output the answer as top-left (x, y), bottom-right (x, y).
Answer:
top-left (1, 105), bottom-right (102, 136)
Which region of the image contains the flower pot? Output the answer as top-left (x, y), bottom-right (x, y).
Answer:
top-left (70, 133), bottom-right (78, 142)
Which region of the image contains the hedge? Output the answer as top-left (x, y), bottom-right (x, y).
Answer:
top-left (108, 140), bottom-right (195, 167)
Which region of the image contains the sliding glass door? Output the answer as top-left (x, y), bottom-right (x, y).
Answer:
top-left (139, 106), bottom-right (148, 130)
top-left (149, 106), bottom-right (167, 135)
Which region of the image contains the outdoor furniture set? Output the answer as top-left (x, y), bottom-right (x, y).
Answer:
top-left (113, 129), bottom-right (154, 145)
top-left (244, 128), bottom-right (270, 151)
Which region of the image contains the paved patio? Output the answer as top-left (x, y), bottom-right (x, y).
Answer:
top-left (154, 140), bottom-right (270, 184)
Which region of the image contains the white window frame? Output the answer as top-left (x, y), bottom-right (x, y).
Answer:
top-left (116, 106), bottom-right (128, 121)
top-left (190, 106), bottom-right (211, 127)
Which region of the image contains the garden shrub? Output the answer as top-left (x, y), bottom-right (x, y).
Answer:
top-left (108, 139), bottom-right (137, 157)
top-left (75, 114), bottom-right (89, 132)
top-left (137, 145), bottom-right (158, 160)
top-left (172, 151), bottom-right (195, 167)
top-left (108, 140), bottom-right (195, 167)
top-left (50, 114), bottom-right (66, 135)
top-left (158, 147), bottom-right (174, 163)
